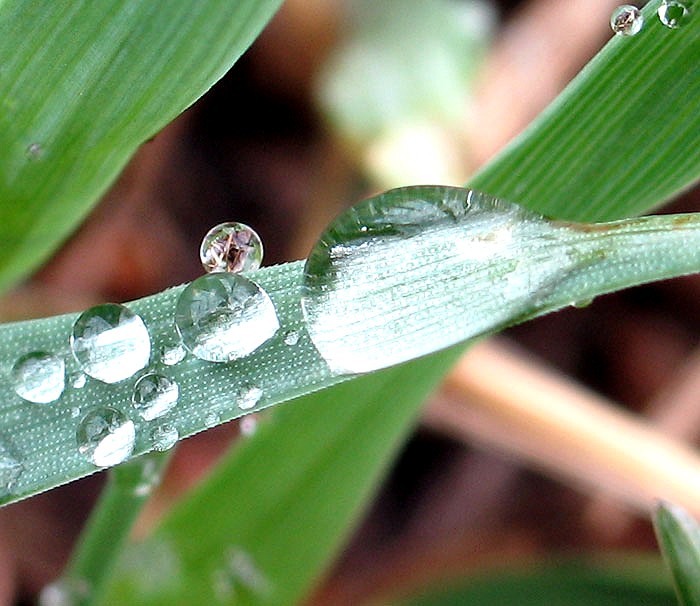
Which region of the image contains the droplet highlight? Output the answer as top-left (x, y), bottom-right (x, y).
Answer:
top-left (151, 424), bottom-right (179, 452)
top-left (200, 222), bottom-right (264, 274)
top-left (132, 373), bottom-right (179, 421)
top-left (658, 0), bottom-right (692, 28)
top-left (11, 351), bottom-right (65, 403)
top-left (76, 407), bottom-right (135, 467)
top-left (610, 5), bottom-right (643, 35)
top-left (71, 303), bottom-right (151, 383)
top-left (175, 273), bottom-right (280, 362)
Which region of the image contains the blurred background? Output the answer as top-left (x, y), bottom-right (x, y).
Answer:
top-left (2, 0), bottom-right (700, 603)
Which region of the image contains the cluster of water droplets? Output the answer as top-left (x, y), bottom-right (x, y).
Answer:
top-left (610, 1), bottom-right (693, 36)
top-left (2, 220), bottom-right (277, 495)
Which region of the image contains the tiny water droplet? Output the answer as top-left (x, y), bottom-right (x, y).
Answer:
top-left (11, 351), bottom-right (65, 403)
top-left (71, 303), bottom-right (151, 383)
top-left (200, 222), bottom-right (264, 274)
top-left (132, 373), bottom-right (179, 421)
top-left (204, 412), bottom-right (220, 428)
top-left (239, 415), bottom-right (259, 436)
top-left (38, 578), bottom-right (90, 606)
top-left (70, 407), bottom-right (81, 418)
top-left (571, 297), bottom-right (594, 308)
top-left (26, 142), bottom-right (43, 159)
top-left (76, 407), bottom-right (135, 467)
top-left (151, 424), bottom-right (179, 452)
top-left (175, 273), bottom-right (280, 362)
top-left (69, 371), bottom-right (87, 389)
top-left (160, 342), bottom-right (186, 366)
top-left (0, 437), bottom-right (23, 496)
top-left (283, 330), bottom-right (300, 346)
top-left (237, 384), bottom-right (263, 411)
top-left (610, 5), bottom-right (643, 35)
top-left (658, 0), bottom-right (692, 28)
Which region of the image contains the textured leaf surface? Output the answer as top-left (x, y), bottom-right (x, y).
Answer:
top-left (654, 502), bottom-right (700, 606)
top-left (0, 0), bottom-right (283, 291)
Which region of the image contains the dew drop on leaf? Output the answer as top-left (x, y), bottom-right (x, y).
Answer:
top-left (204, 412), bottom-right (220, 428)
top-left (174, 273), bottom-right (280, 362)
top-left (76, 407), bottom-right (135, 467)
top-left (160, 342), bottom-right (186, 366)
top-left (11, 351), bottom-right (65, 403)
top-left (610, 5), bottom-right (644, 35)
top-left (658, 0), bottom-right (692, 28)
top-left (237, 384), bottom-right (263, 411)
top-left (69, 371), bottom-right (87, 389)
top-left (200, 222), bottom-right (263, 274)
top-left (151, 423), bottom-right (179, 452)
top-left (132, 373), bottom-right (179, 421)
top-left (282, 330), bottom-right (300, 346)
top-left (0, 437), bottom-right (23, 497)
top-left (70, 303), bottom-right (151, 383)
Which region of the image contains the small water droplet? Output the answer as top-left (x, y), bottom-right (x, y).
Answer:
top-left (76, 407), bottom-right (135, 467)
top-left (204, 412), bottom-right (220, 428)
top-left (0, 437), bottom-right (23, 496)
top-left (175, 273), bottom-right (280, 362)
top-left (200, 222), bottom-right (264, 274)
top-left (237, 384), bottom-right (263, 411)
top-left (70, 303), bottom-right (151, 383)
top-left (70, 407), bottom-right (81, 418)
top-left (151, 424), bottom-right (179, 452)
top-left (38, 578), bottom-right (90, 606)
top-left (69, 371), bottom-right (87, 389)
top-left (282, 330), bottom-right (300, 346)
top-left (239, 415), bottom-right (259, 436)
top-left (132, 373), bottom-right (179, 421)
top-left (658, 0), bottom-right (692, 28)
top-left (571, 297), bottom-right (594, 309)
top-left (26, 142), bottom-right (43, 159)
top-left (11, 351), bottom-right (65, 403)
top-left (160, 342), bottom-right (186, 366)
top-left (610, 5), bottom-right (643, 35)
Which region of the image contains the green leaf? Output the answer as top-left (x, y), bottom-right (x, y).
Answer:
top-left (654, 501), bottom-right (700, 606)
top-left (0, 0), bottom-right (283, 292)
top-left (401, 556), bottom-right (674, 606)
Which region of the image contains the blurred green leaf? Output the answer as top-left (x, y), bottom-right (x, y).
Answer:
top-left (400, 556), bottom-right (674, 606)
top-left (654, 501), bottom-right (700, 606)
top-left (0, 0), bottom-right (283, 292)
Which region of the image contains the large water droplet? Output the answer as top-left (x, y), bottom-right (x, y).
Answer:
top-left (175, 273), bottom-right (280, 362)
top-left (0, 437), bottom-right (23, 496)
top-left (76, 407), bottom-right (135, 467)
top-left (200, 222), bottom-right (264, 274)
top-left (71, 303), bottom-right (151, 383)
top-left (610, 5), bottom-right (643, 35)
top-left (132, 373), bottom-right (179, 421)
top-left (151, 424), bottom-right (179, 452)
top-left (11, 351), bottom-right (65, 403)
top-left (658, 0), bottom-right (692, 28)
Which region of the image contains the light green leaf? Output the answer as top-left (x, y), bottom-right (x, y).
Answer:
top-left (0, 0), bottom-right (283, 292)
top-left (654, 501), bottom-right (700, 606)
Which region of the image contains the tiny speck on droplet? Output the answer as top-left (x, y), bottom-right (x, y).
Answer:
top-left (200, 222), bottom-right (264, 274)
top-left (658, 0), bottom-right (692, 28)
top-left (610, 5), bottom-right (644, 35)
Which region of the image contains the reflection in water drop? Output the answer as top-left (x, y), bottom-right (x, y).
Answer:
top-left (70, 303), bottom-right (151, 383)
top-left (200, 222), bottom-right (264, 274)
top-left (69, 371), bottom-right (87, 389)
top-left (658, 0), bottom-right (692, 28)
top-left (0, 437), bottom-right (23, 497)
top-left (160, 342), bottom-right (186, 366)
top-left (237, 384), bottom-right (263, 410)
top-left (610, 5), bottom-right (644, 35)
top-left (132, 373), bottom-right (179, 421)
top-left (151, 424), bottom-right (179, 452)
top-left (76, 407), bottom-right (135, 467)
top-left (11, 351), bottom-right (65, 403)
top-left (175, 273), bottom-right (280, 362)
